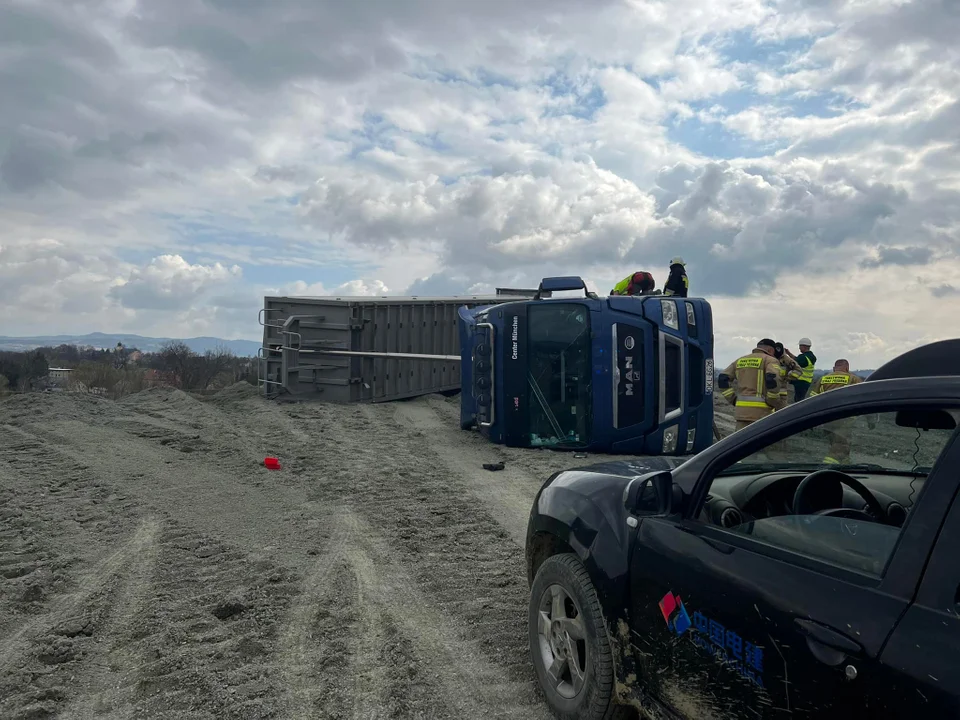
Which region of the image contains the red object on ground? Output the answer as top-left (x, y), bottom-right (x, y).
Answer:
top-left (264, 457), bottom-right (282, 470)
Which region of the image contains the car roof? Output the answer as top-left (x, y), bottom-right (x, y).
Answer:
top-left (816, 375), bottom-right (960, 403)
top-left (868, 339), bottom-right (960, 381)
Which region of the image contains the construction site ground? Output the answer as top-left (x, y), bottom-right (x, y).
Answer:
top-left (0, 384), bottom-right (737, 720)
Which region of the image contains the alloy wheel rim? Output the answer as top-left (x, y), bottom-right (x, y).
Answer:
top-left (536, 583), bottom-right (588, 699)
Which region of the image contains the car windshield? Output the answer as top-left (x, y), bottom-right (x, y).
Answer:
top-left (526, 303), bottom-right (592, 447)
top-left (721, 408), bottom-right (958, 476)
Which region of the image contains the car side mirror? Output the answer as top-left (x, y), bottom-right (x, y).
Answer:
top-left (625, 471), bottom-right (678, 515)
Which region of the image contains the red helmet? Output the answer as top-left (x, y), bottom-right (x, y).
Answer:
top-left (633, 272), bottom-right (655, 291)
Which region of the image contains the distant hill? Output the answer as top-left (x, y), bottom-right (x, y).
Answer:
top-left (0, 332), bottom-right (261, 357)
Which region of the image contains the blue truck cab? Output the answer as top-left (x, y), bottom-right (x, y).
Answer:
top-left (458, 276), bottom-right (715, 455)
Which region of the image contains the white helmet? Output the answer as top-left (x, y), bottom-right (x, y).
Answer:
top-left (670, 256), bottom-right (685, 266)
top-left (799, 337), bottom-right (812, 347)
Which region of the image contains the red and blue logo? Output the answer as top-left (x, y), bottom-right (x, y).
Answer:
top-left (659, 591), bottom-right (692, 635)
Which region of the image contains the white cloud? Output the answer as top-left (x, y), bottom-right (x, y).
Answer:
top-left (0, 0), bottom-right (957, 368)
top-left (109, 255), bottom-right (242, 311)
top-left (282, 278), bottom-right (390, 297)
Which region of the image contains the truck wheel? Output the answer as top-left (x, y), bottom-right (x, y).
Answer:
top-left (529, 554), bottom-right (618, 720)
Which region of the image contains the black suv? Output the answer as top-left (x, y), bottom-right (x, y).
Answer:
top-left (525, 340), bottom-right (960, 719)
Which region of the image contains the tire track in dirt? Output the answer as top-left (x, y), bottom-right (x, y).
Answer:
top-left (279, 507), bottom-right (357, 719)
top-left (3, 392), bottom-right (325, 719)
top-left (59, 516), bottom-right (162, 719)
top-left (344, 510), bottom-right (551, 720)
top-left (105, 520), bottom-right (304, 720)
top-left (391, 401), bottom-right (539, 548)
top-left (2, 384), bottom-right (574, 718)
top-left (0, 420), bottom-right (144, 687)
top-left (0, 516), bottom-right (159, 719)
top-left (289, 401), bottom-right (555, 717)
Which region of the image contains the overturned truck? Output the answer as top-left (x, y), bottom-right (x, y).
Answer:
top-left (258, 277), bottom-right (715, 455)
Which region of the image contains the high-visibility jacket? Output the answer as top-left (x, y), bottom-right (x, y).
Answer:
top-left (808, 370), bottom-right (863, 397)
top-left (795, 351), bottom-right (817, 384)
top-left (718, 349), bottom-right (785, 423)
top-left (778, 356), bottom-right (803, 402)
top-left (611, 272), bottom-right (655, 296)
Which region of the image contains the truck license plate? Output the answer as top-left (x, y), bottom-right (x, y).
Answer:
top-left (705, 359), bottom-right (714, 394)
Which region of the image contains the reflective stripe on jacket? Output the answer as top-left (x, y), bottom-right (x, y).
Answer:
top-left (808, 371), bottom-right (863, 397)
top-left (718, 349), bottom-right (785, 423)
top-left (663, 267), bottom-right (689, 297)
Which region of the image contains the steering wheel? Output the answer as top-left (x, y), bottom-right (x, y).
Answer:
top-left (792, 469), bottom-right (887, 523)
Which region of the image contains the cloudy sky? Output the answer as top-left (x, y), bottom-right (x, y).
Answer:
top-left (1, 0), bottom-right (957, 367)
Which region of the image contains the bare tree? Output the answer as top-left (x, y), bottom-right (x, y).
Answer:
top-left (157, 341), bottom-right (237, 390)
top-left (198, 346), bottom-right (236, 389)
top-left (158, 341), bottom-right (196, 388)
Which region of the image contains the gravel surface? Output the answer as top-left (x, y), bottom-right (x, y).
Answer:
top-left (1, 383), bottom-right (664, 720)
top-left (10, 379), bottom-right (934, 720)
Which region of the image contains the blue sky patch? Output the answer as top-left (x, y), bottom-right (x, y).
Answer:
top-left (241, 263), bottom-right (360, 289)
top-left (667, 112), bottom-right (786, 159)
top-left (540, 70), bottom-right (607, 120)
top-left (716, 29), bottom-right (815, 66)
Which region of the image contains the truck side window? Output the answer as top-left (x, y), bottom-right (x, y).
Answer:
top-left (695, 407), bottom-right (959, 578)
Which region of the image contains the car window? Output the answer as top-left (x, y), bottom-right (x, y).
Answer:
top-left (698, 406), bottom-right (959, 578)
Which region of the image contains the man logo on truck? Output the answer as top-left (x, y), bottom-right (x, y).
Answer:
top-left (625, 356), bottom-right (634, 396)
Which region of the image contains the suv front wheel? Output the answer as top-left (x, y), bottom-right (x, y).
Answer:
top-left (529, 553), bottom-right (619, 720)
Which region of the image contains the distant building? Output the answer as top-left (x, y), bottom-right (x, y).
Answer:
top-left (48, 367), bottom-right (73, 386)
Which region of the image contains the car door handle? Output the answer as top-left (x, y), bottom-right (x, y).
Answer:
top-left (795, 619), bottom-right (862, 654)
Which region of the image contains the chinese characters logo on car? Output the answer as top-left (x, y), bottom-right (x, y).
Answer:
top-left (659, 591), bottom-right (765, 689)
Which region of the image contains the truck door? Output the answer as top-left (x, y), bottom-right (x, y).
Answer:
top-left (627, 401), bottom-right (960, 718)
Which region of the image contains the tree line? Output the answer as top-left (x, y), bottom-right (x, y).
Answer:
top-left (0, 342), bottom-right (257, 398)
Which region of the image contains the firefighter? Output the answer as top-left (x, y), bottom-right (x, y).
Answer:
top-left (717, 339), bottom-right (785, 431)
top-left (663, 257), bottom-right (689, 298)
top-left (808, 358), bottom-right (863, 398)
top-left (610, 271), bottom-right (657, 296)
top-left (791, 337), bottom-right (817, 402)
top-left (808, 359), bottom-right (864, 464)
top-left (774, 342), bottom-right (803, 404)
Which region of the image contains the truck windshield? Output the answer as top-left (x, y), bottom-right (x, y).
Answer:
top-left (526, 303), bottom-right (592, 447)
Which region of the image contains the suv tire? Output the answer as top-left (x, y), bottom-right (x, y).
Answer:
top-left (529, 553), bottom-right (619, 720)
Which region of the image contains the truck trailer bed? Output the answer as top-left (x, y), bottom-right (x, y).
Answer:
top-left (258, 293), bottom-right (525, 402)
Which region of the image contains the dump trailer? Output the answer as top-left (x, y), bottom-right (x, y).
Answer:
top-left (458, 276), bottom-right (715, 455)
top-left (258, 292), bottom-right (527, 402)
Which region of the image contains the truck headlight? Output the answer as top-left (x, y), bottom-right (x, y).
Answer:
top-left (685, 302), bottom-right (696, 326)
top-left (686, 429), bottom-right (696, 452)
top-left (660, 299), bottom-right (679, 330)
top-left (662, 425), bottom-right (678, 453)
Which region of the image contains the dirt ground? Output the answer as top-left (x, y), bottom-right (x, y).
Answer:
top-left (12, 379), bottom-right (934, 719)
top-left (5, 383), bottom-right (717, 720)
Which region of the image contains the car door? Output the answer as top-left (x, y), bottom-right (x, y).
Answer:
top-left (626, 400), bottom-right (960, 719)
top-left (876, 459), bottom-right (960, 717)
